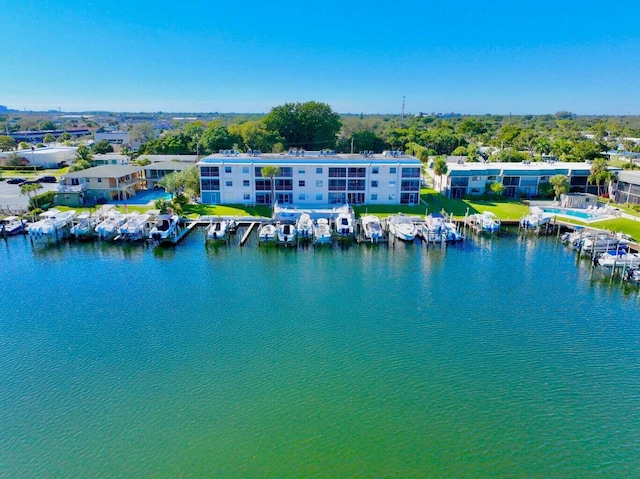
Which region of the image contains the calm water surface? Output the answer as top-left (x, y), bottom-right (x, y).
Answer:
top-left (1, 230), bottom-right (639, 478)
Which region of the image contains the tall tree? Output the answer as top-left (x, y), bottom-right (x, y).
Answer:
top-left (92, 139), bottom-right (114, 154)
top-left (588, 158), bottom-right (609, 196)
top-left (157, 172), bottom-right (181, 198)
top-left (0, 135), bottom-right (17, 151)
top-left (263, 101), bottom-right (341, 150)
top-left (261, 165), bottom-right (281, 207)
top-left (549, 174), bottom-right (569, 200)
top-left (179, 165), bottom-right (201, 199)
top-left (20, 182), bottom-right (42, 209)
top-left (199, 122), bottom-right (237, 154)
top-left (433, 156), bottom-right (448, 191)
top-left (75, 144), bottom-right (93, 163)
top-left (129, 123), bottom-right (155, 145)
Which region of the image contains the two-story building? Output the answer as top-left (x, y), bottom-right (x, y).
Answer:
top-left (197, 150), bottom-right (422, 206)
top-left (144, 161), bottom-right (194, 189)
top-left (614, 170), bottom-right (640, 205)
top-left (433, 161), bottom-right (598, 198)
top-left (55, 165), bottom-right (144, 206)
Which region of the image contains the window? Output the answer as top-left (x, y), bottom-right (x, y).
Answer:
top-left (243, 193), bottom-right (250, 200)
top-left (225, 166), bottom-right (232, 173)
top-left (328, 167), bottom-right (346, 177)
top-left (329, 179), bottom-right (346, 191)
top-left (472, 176), bottom-right (480, 181)
top-left (316, 180), bottom-right (323, 187)
top-left (401, 179), bottom-right (419, 191)
top-left (201, 166), bottom-right (219, 176)
top-left (372, 167), bottom-right (379, 174)
top-left (389, 180), bottom-right (396, 187)
top-left (86, 178), bottom-right (90, 183)
top-left (371, 180), bottom-right (378, 188)
top-left (298, 194), bottom-right (306, 201)
top-left (242, 167), bottom-right (249, 174)
top-left (348, 179), bottom-right (365, 191)
top-left (348, 167), bottom-right (366, 178)
top-left (328, 192), bottom-right (346, 204)
top-left (201, 178), bottom-right (220, 190)
top-left (299, 180), bottom-right (305, 187)
top-left (275, 179), bottom-right (293, 190)
top-left (316, 193), bottom-right (323, 200)
top-left (487, 175), bottom-right (497, 181)
top-left (243, 180), bottom-right (250, 187)
top-left (316, 167), bottom-right (323, 174)
top-left (401, 167), bottom-right (420, 178)
top-left (226, 180), bottom-right (233, 187)
top-left (255, 179), bottom-right (270, 190)
top-left (97, 178), bottom-right (102, 183)
top-left (298, 169), bottom-right (306, 174)
top-left (371, 194), bottom-right (378, 201)
top-left (390, 167), bottom-right (396, 174)
top-left (389, 194), bottom-right (396, 200)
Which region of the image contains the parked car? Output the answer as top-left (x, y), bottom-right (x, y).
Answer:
top-left (6, 177), bottom-right (26, 184)
top-left (37, 176), bottom-right (57, 183)
top-left (19, 179), bottom-right (39, 186)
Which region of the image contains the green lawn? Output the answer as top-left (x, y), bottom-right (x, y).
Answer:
top-left (589, 217), bottom-right (640, 241)
top-left (182, 203), bottom-right (272, 218)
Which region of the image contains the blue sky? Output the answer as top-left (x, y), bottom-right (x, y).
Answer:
top-left (2, 0), bottom-right (639, 114)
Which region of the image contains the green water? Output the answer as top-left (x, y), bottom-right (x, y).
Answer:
top-left (1, 231), bottom-right (639, 477)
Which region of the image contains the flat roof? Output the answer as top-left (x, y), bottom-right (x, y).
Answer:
top-left (445, 161), bottom-right (593, 176)
top-left (62, 165), bottom-right (142, 178)
top-left (144, 161), bottom-right (193, 171)
top-left (618, 170), bottom-right (640, 183)
top-left (198, 152), bottom-right (421, 166)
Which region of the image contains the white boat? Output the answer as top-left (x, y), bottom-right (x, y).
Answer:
top-left (335, 212), bottom-right (354, 239)
top-left (276, 222), bottom-right (297, 244)
top-left (206, 219), bottom-right (229, 242)
top-left (625, 268), bottom-right (640, 283)
top-left (28, 209), bottom-right (76, 241)
top-left (473, 211), bottom-right (501, 233)
top-left (1, 216), bottom-right (25, 235)
top-left (296, 213), bottom-right (314, 241)
top-left (422, 213), bottom-right (449, 242)
top-left (596, 251), bottom-right (640, 268)
top-left (443, 217), bottom-right (464, 241)
top-left (258, 223), bottom-right (276, 243)
top-left (579, 233), bottom-right (629, 254)
top-left (118, 212), bottom-right (150, 241)
top-left (149, 214), bottom-right (181, 244)
top-left (96, 211), bottom-right (128, 240)
top-left (520, 207), bottom-right (553, 229)
top-left (387, 214), bottom-right (417, 241)
top-left (70, 212), bottom-right (99, 239)
top-left (360, 215), bottom-right (383, 243)
top-left (313, 218), bottom-right (332, 245)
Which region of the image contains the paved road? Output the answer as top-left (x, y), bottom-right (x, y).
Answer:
top-left (0, 180), bottom-right (58, 213)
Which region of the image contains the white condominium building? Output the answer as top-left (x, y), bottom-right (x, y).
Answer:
top-left (198, 150), bottom-right (422, 206)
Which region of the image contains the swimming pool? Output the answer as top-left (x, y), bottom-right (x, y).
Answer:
top-left (111, 189), bottom-right (171, 205)
top-left (542, 207), bottom-right (601, 220)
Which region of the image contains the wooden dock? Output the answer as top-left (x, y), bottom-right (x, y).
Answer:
top-left (240, 222), bottom-right (259, 246)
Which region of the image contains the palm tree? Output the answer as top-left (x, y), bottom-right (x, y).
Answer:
top-left (433, 156), bottom-right (448, 192)
top-left (180, 165), bottom-right (200, 200)
top-left (588, 158), bottom-right (609, 197)
top-left (20, 182), bottom-right (42, 210)
top-left (157, 172), bottom-right (180, 198)
top-left (261, 165), bottom-right (281, 208)
top-left (549, 174), bottom-right (569, 201)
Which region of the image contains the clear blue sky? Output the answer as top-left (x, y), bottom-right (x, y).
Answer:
top-left (2, 0), bottom-right (639, 115)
